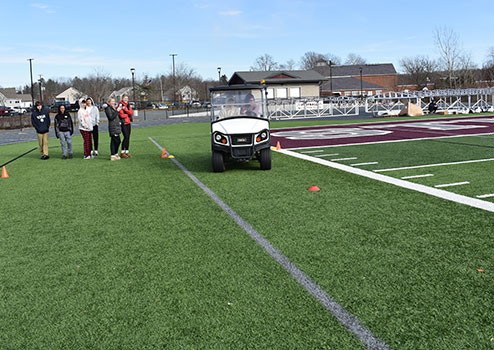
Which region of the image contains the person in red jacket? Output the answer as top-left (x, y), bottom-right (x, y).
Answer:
top-left (118, 94), bottom-right (133, 158)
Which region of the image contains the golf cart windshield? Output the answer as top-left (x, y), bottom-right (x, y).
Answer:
top-left (211, 87), bottom-right (267, 121)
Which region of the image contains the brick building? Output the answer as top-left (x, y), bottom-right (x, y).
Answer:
top-left (313, 62), bottom-right (397, 96)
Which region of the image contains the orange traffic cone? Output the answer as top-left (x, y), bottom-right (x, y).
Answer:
top-left (308, 185), bottom-right (320, 192)
top-left (161, 148), bottom-right (168, 158)
top-left (1, 166), bottom-right (9, 179)
top-left (276, 141), bottom-right (282, 150)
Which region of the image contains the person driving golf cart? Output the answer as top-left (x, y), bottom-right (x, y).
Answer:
top-left (218, 97), bottom-right (240, 119)
top-left (240, 93), bottom-right (259, 117)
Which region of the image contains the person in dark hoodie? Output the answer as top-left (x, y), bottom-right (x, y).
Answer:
top-left (105, 97), bottom-right (122, 161)
top-left (31, 101), bottom-right (51, 160)
top-left (54, 104), bottom-right (74, 160)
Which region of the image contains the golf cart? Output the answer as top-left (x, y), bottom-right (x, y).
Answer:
top-left (209, 84), bottom-right (271, 172)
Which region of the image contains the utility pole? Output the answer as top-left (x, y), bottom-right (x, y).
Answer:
top-left (159, 75), bottom-right (164, 102)
top-left (38, 75), bottom-right (43, 104)
top-left (130, 68), bottom-right (136, 106)
top-left (359, 67), bottom-right (363, 100)
top-left (329, 60), bottom-right (333, 94)
top-left (217, 67), bottom-right (221, 83)
top-left (170, 53), bottom-right (177, 106)
top-left (28, 58), bottom-right (34, 107)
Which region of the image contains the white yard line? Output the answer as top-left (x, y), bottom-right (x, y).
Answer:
top-left (476, 193), bottom-right (494, 199)
top-left (351, 162), bottom-right (379, 166)
top-left (331, 157), bottom-right (357, 161)
top-left (277, 149), bottom-right (494, 213)
top-left (401, 174), bottom-right (434, 179)
top-left (315, 153), bottom-right (339, 158)
top-left (374, 158), bottom-right (494, 173)
top-left (434, 181), bottom-right (470, 188)
top-left (287, 132), bottom-right (494, 150)
top-left (300, 150), bottom-right (324, 154)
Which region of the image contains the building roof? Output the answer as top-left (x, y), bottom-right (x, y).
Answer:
top-left (321, 77), bottom-right (385, 92)
top-left (110, 87), bottom-right (133, 98)
top-left (56, 87), bottom-right (84, 99)
top-left (314, 63), bottom-right (397, 78)
top-left (0, 88), bottom-right (32, 101)
top-left (229, 70), bottom-right (326, 85)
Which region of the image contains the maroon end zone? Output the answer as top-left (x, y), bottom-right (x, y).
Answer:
top-left (270, 116), bottom-right (494, 149)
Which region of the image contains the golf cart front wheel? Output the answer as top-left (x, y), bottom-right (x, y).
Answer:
top-left (212, 151), bottom-right (225, 172)
top-left (259, 148), bottom-right (271, 170)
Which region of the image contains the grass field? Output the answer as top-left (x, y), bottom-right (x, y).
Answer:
top-left (1, 116), bottom-right (493, 349)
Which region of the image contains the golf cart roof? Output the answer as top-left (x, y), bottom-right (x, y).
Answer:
top-left (209, 84), bottom-right (265, 92)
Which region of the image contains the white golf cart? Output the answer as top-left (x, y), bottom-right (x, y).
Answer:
top-left (209, 84), bottom-right (271, 172)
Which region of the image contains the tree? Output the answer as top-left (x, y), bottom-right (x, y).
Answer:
top-left (299, 52), bottom-right (341, 70)
top-left (481, 47), bottom-right (494, 83)
top-left (278, 59), bottom-right (296, 70)
top-left (456, 54), bottom-right (477, 88)
top-left (344, 53), bottom-right (367, 65)
top-left (399, 56), bottom-right (438, 88)
top-left (434, 27), bottom-right (462, 88)
top-left (250, 54), bottom-right (279, 71)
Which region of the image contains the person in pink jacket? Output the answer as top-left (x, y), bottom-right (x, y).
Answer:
top-left (118, 94), bottom-right (133, 158)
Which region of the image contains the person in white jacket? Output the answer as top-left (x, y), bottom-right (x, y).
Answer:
top-left (86, 97), bottom-right (100, 156)
top-left (77, 98), bottom-right (94, 159)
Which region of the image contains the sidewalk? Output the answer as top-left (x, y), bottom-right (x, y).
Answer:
top-left (0, 116), bottom-right (210, 146)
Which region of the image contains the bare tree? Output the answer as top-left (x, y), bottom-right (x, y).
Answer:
top-left (456, 54), bottom-right (478, 88)
top-left (344, 53), bottom-right (367, 65)
top-left (434, 27), bottom-right (462, 88)
top-left (481, 47), bottom-right (494, 83)
top-left (400, 56), bottom-right (438, 88)
top-left (299, 52), bottom-right (341, 70)
top-left (278, 59), bottom-right (296, 70)
top-left (250, 54), bottom-right (279, 71)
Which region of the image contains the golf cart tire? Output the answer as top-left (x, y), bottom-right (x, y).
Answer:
top-left (212, 151), bottom-right (225, 172)
top-left (259, 148), bottom-right (271, 170)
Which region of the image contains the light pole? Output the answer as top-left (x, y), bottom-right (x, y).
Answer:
top-left (28, 58), bottom-right (34, 107)
top-left (217, 67), bottom-right (221, 83)
top-left (359, 67), bottom-right (363, 99)
top-left (38, 75), bottom-right (43, 104)
top-left (130, 68), bottom-right (136, 107)
top-left (170, 53), bottom-right (177, 106)
top-left (329, 60), bottom-right (333, 95)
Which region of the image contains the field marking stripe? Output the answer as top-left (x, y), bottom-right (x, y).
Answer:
top-left (401, 174), bottom-right (434, 179)
top-left (352, 162), bottom-right (379, 166)
top-left (0, 147), bottom-right (37, 168)
top-left (374, 158), bottom-right (494, 172)
top-left (434, 181), bottom-right (470, 188)
top-left (148, 137), bottom-right (389, 350)
top-left (278, 149), bottom-right (494, 213)
top-left (300, 150), bottom-right (324, 153)
top-left (477, 193), bottom-right (494, 198)
top-left (286, 132), bottom-right (494, 150)
top-left (315, 153), bottom-right (339, 157)
top-left (332, 157), bottom-right (358, 161)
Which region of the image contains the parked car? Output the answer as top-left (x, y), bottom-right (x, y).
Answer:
top-left (11, 106), bottom-right (27, 114)
top-left (171, 102), bottom-right (181, 108)
top-left (157, 103), bottom-right (169, 109)
top-left (50, 101), bottom-right (71, 112)
top-left (202, 101), bottom-right (212, 108)
top-left (189, 100), bottom-right (201, 108)
top-left (0, 106), bottom-right (14, 116)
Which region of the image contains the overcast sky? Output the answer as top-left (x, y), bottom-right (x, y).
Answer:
top-left (1, 0), bottom-right (493, 88)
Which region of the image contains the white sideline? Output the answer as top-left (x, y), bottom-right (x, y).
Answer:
top-left (278, 149), bottom-right (494, 213)
top-left (477, 193), bottom-right (494, 199)
top-left (435, 182), bottom-right (470, 188)
top-left (351, 162), bottom-right (379, 166)
top-left (374, 158), bottom-right (494, 173)
top-left (401, 174), bottom-right (434, 179)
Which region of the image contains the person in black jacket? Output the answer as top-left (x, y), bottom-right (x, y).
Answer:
top-left (31, 101), bottom-right (51, 159)
top-left (54, 104), bottom-right (74, 159)
top-left (105, 98), bottom-right (122, 160)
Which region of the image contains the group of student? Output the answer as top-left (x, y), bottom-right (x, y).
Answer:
top-left (30, 94), bottom-right (134, 161)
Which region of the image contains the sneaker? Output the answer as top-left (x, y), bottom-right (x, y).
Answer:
top-left (115, 154), bottom-right (121, 160)
top-left (126, 153), bottom-right (132, 158)
top-left (120, 153), bottom-right (128, 158)
top-left (69, 154), bottom-right (73, 159)
top-left (110, 155), bottom-right (117, 161)
top-left (62, 155), bottom-right (67, 160)
top-left (44, 155), bottom-right (50, 160)
top-left (40, 155), bottom-right (45, 160)
top-left (84, 156), bottom-right (92, 159)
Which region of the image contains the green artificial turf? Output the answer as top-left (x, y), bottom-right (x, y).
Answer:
top-left (1, 117), bottom-right (494, 349)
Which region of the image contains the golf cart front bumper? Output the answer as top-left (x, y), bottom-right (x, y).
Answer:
top-left (212, 133), bottom-right (270, 159)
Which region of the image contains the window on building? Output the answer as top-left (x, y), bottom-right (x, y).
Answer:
top-left (367, 91), bottom-right (373, 96)
top-left (375, 90), bottom-right (382, 95)
top-left (276, 88), bottom-right (287, 99)
top-left (266, 88), bottom-right (274, 99)
top-left (352, 91), bottom-right (359, 96)
top-left (344, 91), bottom-right (351, 96)
top-left (289, 87), bottom-right (300, 98)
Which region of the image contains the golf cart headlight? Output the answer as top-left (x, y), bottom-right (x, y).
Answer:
top-left (214, 132), bottom-right (229, 145)
top-left (215, 134), bottom-right (222, 142)
top-left (255, 130), bottom-right (269, 143)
